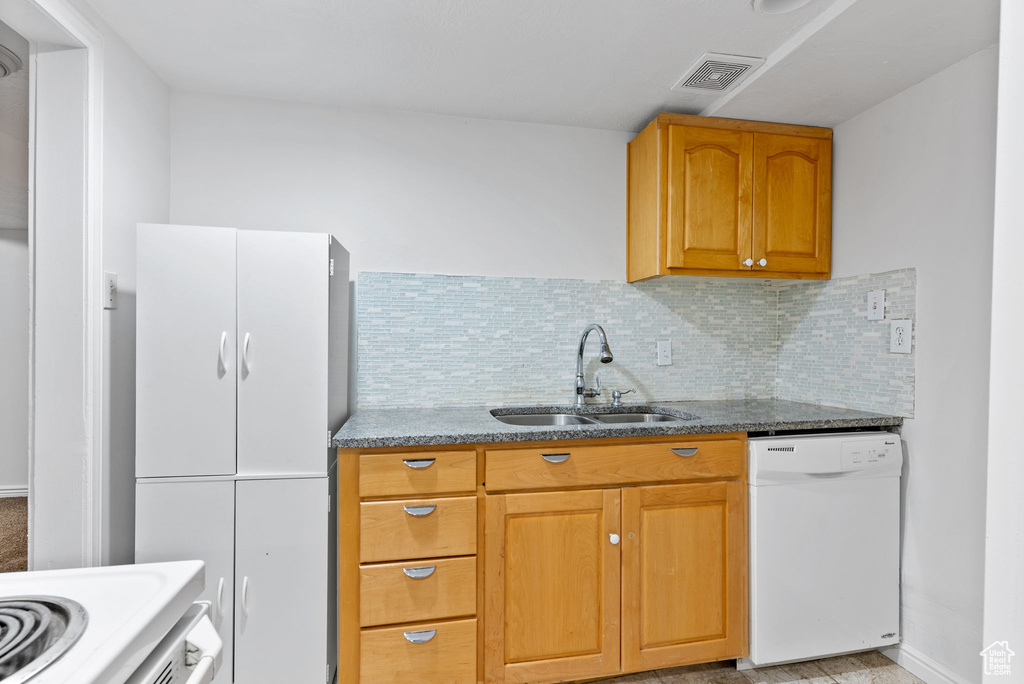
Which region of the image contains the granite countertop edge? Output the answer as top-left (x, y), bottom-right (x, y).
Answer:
top-left (332, 400), bottom-right (904, 450)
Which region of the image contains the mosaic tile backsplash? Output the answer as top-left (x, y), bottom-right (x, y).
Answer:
top-left (356, 269), bottom-right (916, 416)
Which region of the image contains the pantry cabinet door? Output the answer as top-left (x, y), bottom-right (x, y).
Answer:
top-left (234, 477), bottom-right (329, 684)
top-left (485, 489), bottom-right (621, 684)
top-left (665, 125), bottom-right (754, 272)
top-left (236, 231), bottom-right (330, 476)
top-left (621, 481), bottom-right (747, 672)
top-left (751, 133), bottom-right (832, 275)
top-left (136, 223), bottom-right (237, 477)
top-left (135, 480), bottom-right (235, 684)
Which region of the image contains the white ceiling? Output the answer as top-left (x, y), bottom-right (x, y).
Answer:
top-left (60, 0), bottom-right (1005, 131)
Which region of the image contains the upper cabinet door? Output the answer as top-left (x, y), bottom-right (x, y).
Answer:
top-left (665, 125), bottom-right (753, 272)
top-left (485, 489), bottom-right (621, 684)
top-left (236, 231), bottom-right (330, 476)
top-left (621, 481), bottom-right (747, 672)
top-left (136, 224), bottom-right (237, 477)
top-left (752, 133), bottom-right (832, 275)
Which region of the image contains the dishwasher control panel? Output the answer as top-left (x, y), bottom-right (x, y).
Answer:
top-left (841, 438), bottom-right (901, 470)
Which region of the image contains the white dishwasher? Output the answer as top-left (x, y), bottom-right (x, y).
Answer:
top-left (738, 432), bottom-right (903, 670)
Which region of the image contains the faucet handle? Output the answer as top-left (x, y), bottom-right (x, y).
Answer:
top-left (610, 388), bottom-right (636, 407)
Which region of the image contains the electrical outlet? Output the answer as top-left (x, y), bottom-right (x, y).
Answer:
top-left (103, 271), bottom-right (118, 310)
top-left (867, 290), bottom-right (885, 320)
top-left (657, 340), bottom-right (672, 366)
top-left (890, 319), bottom-right (912, 354)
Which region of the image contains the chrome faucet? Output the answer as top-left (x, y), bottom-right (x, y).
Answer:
top-left (575, 324), bottom-right (614, 407)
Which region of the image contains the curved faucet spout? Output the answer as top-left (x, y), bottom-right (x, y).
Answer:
top-left (575, 324), bottom-right (614, 407)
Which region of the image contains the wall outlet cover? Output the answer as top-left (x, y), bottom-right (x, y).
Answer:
top-left (890, 319), bottom-right (912, 353)
top-left (867, 290), bottom-right (885, 320)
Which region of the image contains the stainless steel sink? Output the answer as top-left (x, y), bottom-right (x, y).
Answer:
top-left (493, 413), bottom-right (599, 426)
top-left (590, 412), bottom-right (685, 423)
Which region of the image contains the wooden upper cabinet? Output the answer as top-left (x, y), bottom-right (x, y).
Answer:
top-left (485, 489), bottom-right (621, 684)
top-left (621, 481), bottom-right (747, 672)
top-left (666, 125), bottom-right (753, 271)
top-left (627, 113), bottom-right (832, 282)
top-left (752, 133), bottom-right (831, 275)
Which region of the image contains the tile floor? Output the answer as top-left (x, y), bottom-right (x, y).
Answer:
top-left (589, 651), bottom-right (923, 684)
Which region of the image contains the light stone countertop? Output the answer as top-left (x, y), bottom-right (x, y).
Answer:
top-left (333, 398), bottom-right (902, 449)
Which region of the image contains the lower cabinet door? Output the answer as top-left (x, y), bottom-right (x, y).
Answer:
top-left (135, 480), bottom-right (235, 684)
top-left (485, 489), bottom-right (621, 684)
top-left (621, 481), bottom-right (747, 671)
top-left (235, 477), bottom-right (329, 684)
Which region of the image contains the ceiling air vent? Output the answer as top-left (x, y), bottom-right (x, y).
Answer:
top-left (671, 52), bottom-right (765, 93)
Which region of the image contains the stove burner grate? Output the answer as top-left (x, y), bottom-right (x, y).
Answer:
top-left (0, 596), bottom-right (87, 683)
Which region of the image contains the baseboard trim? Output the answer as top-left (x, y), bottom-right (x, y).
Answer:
top-left (880, 644), bottom-right (973, 684)
top-left (0, 487), bottom-right (28, 498)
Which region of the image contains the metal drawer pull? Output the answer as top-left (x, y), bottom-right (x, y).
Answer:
top-left (671, 447), bottom-right (699, 457)
top-left (403, 565), bottom-right (437, 579)
top-left (403, 458), bottom-right (435, 469)
top-left (541, 453), bottom-right (571, 463)
top-left (403, 629), bottom-right (437, 644)
top-left (403, 504), bottom-right (437, 517)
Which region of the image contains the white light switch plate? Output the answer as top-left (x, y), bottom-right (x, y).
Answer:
top-left (890, 319), bottom-right (912, 353)
top-left (867, 290), bottom-right (885, 320)
top-left (657, 340), bottom-right (672, 366)
top-left (103, 271), bottom-right (118, 310)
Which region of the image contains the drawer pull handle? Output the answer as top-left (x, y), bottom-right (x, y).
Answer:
top-left (403, 629), bottom-right (437, 644)
top-left (403, 565), bottom-right (437, 579)
top-left (403, 458), bottom-right (435, 469)
top-left (541, 453), bottom-right (571, 464)
top-left (671, 447), bottom-right (699, 457)
top-left (403, 504), bottom-right (437, 517)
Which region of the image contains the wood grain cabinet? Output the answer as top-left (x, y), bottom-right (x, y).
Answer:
top-left (627, 113), bottom-right (832, 282)
top-left (340, 434), bottom-right (748, 684)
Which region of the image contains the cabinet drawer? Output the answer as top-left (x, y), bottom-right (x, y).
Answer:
top-left (485, 438), bottom-right (744, 492)
top-left (360, 557), bottom-right (476, 627)
top-left (359, 450), bottom-right (476, 498)
top-left (360, 497), bottom-right (477, 563)
top-left (361, 618), bottom-right (477, 684)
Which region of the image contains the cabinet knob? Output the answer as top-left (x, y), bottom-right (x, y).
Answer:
top-left (757, 258), bottom-right (767, 267)
top-left (609, 533), bottom-right (620, 545)
top-left (743, 258), bottom-right (754, 267)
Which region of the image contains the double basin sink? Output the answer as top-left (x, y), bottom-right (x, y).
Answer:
top-left (492, 409), bottom-right (696, 426)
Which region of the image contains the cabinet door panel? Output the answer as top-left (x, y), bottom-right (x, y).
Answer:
top-left (485, 489), bottom-right (620, 684)
top-left (135, 480), bottom-right (235, 684)
top-left (621, 481), bottom-right (747, 672)
top-left (235, 477), bottom-right (328, 684)
top-left (136, 224), bottom-right (236, 477)
top-left (666, 125), bottom-right (753, 271)
top-left (752, 133), bottom-right (831, 275)
top-left (237, 231), bottom-right (330, 476)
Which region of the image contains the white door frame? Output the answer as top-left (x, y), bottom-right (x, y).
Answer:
top-left (0, 0), bottom-right (104, 569)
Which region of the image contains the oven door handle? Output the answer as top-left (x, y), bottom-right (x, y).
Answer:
top-left (184, 612), bottom-right (223, 684)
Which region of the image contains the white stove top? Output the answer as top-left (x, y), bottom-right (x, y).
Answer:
top-left (0, 561), bottom-right (204, 683)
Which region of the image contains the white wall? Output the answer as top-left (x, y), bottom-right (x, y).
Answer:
top-left (169, 92), bottom-right (631, 281)
top-left (832, 46), bottom-right (998, 683)
top-left (982, 3), bottom-right (1024, 679)
top-left (75, 0), bottom-right (171, 565)
top-left (0, 230), bottom-right (28, 492)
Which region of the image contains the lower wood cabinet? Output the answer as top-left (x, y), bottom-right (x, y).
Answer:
top-left (484, 490), bottom-right (622, 684)
top-left (341, 434), bottom-right (748, 684)
top-left (621, 481), bottom-right (747, 672)
top-left (485, 483), bottom-right (746, 684)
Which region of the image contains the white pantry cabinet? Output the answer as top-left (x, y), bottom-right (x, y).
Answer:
top-left (135, 224), bottom-right (348, 684)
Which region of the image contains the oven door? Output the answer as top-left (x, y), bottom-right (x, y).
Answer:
top-left (124, 602), bottom-right (223, 684)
